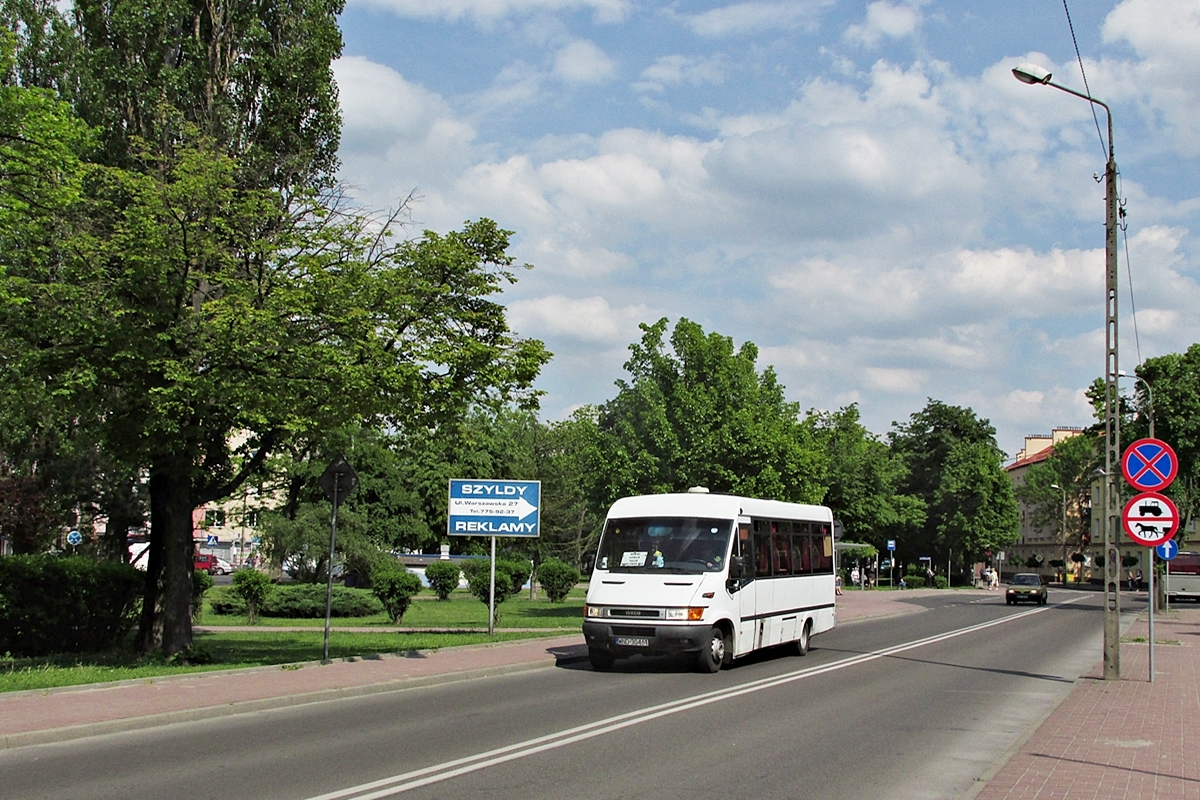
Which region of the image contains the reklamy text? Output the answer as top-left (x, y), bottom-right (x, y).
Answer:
top-left (452, 521), bottom-right (538, 533)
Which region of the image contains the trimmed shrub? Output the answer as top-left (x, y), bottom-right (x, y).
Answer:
top-left (538, 559), bottom-right (580, 603)
top-left (372, 567), bottom-right (422, 623)
top-left (0, 555), bottom-right (143, 656)
top-left (933, 575), bottom-right (948, 589)
top-left (207, 586), bottom-right (246, 615)
top-left (904, 575), bottom-right (927, 589)
top-left (260, 584), bottom-right (384, 618)
top-left (192, 569), bottom-right (214, 621)
top-left (232, 569), bottom-right (273, 624)
top-left (462, 559), bottom-right (525, 622)
top-left (425, 560), bottom-right (462, 601)
top-left (500, 559), bottom-right (530, 595)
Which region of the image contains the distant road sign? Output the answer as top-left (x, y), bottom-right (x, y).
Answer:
top-left (1156, 540), bottom-right (1180, 561)
top-left (1122, 438), bottom-right (1179, 492)
top-left (887, 540), bottom-right (896, 551)
top-left (1122, 492), bottom-right (1179, 547)
top-left (448, 479), bottom-right (540, 537)
top-left (66, 530), bottom-right (82, 546)
top-left (206, 534), bottom-right (219, 547)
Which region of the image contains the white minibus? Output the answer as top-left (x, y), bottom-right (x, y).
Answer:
top-left (583, 488), bottom-right (837, 672)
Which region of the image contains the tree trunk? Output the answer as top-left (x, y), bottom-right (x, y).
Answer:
top-left (137, 472), bottom-right (166, 652)
top-left (140, 466), bottom-right (197, 656)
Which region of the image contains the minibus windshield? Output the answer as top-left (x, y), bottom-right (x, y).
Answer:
top-left (596, 517), bottom-right (733, 574)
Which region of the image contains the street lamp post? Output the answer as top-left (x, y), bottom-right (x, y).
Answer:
top-left (1051, 483), bottom-right (1067, 584)
top-left (1014, 63), bottom-right (1121, 679)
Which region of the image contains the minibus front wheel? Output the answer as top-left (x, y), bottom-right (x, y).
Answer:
top-left (697, 626), bottom-right (728, 673)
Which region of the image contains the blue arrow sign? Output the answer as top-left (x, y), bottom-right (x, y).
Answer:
top-left (448, 479), bottom-right (541, 537)
top-left (1122, 438), bottom-right (1179, 491)
top-left (1156, 540), bottom-right (1180, 561)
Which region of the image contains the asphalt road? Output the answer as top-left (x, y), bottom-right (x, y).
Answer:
top-left (0, 590), bottom-right (1105, 800)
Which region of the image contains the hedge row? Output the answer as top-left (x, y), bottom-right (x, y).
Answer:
top-left (208, 583), bottom-right (384, 618)
top-left (0, 555), bottom-right (143, 657)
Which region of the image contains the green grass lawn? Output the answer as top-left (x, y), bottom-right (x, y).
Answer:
top-left (197, 585), bottom-right (586, 629)
top-left (1, 585), bottom-right (587, 694)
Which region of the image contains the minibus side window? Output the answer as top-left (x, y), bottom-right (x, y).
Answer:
top-left (753, 520), bottom-right (772, 577)
top-left (773, 521), bottom-right (792, 575)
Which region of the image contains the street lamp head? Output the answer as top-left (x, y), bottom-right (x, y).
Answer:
top-left (1012, 63), bottom-right (1053, 85)
top-left (1051, 484), bottom-right (1061, 490)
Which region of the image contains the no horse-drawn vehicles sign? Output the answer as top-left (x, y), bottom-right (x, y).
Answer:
top-left (1122, 492), bottom-right (1179, 547)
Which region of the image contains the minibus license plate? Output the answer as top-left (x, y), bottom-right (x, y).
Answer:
top-left (615, 636), bottom-right (650, 647)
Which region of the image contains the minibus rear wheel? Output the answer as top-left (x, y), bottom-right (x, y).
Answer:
top-left (793, 619), bottom-right (811, 656)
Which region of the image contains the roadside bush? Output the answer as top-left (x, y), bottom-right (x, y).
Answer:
top-left (372, 567), bottom-right (422, 624)
top-left (261, 584), bottom-right (384, 618)
top-left (207, 586), bottom-right (246, 615)
top-left (933, 575), bottom-right (948, 590)
top-left (904, 575), bottom-right (926, 589)
top-left (424, 560), bottom-right (462, 601)
top-left (232, 569), bottom-right (273, 624)
top-left (0, 555), bottom-right (143, 656)
top-left (192, 569), bottom-right (214, 621)
top-left (461, 559), bottom-right (524, 622)
top-left (537, 559), bottom-right (580, 603)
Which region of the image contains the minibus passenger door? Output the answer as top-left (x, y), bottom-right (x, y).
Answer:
top-left (734, 518), bottom-right (756, 656)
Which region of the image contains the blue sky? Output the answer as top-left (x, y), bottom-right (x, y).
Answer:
top-left (331, 0), bottom-right (1200, 457)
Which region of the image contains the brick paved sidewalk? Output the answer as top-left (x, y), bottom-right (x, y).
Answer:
top-left (974, 603), bottom-right (1200, 800)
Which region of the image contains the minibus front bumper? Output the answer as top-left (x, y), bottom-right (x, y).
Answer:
top-left (583, 620), bottom-right (711, 656)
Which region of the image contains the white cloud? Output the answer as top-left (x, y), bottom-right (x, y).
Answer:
top-left (333, 57), bottom-right (479, 211)
top-left (633, 55), bottom-right (727, 94)
top-left (844, 1), bottom-right (925, 47)
top-left (348, 0), bottom-right (630, 24)
top-left (675, 0), bottom-right (834, 37)
top-left (506, 295), bottom-right (653, 343)
top-left (553, 40), bottom-right (617, 85)
top-left (1102, 0), bottom-right (1200, 155)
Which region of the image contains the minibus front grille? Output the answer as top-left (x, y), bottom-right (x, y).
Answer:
top-left (609, 608), bottom-right (660, 618)
top-left (610, 626), bottom-right (655, 637)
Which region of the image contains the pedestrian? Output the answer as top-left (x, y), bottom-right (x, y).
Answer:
top-left (1135, 567), bottom-right (1143, 591)
top-left (989, 568), bottom-right (999, 590)
top-left (835, 573), bottom-right (843, 595)
top-left (926, 566), bottom-right (935, 589)
top-left (850, 566), bottom-right (861, 588)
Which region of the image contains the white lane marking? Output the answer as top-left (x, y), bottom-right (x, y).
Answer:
top-left (306, 598), bottom-right (1086, 800)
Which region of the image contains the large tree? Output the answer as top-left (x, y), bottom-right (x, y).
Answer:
top-left (593, 318), bottom-right (824, 506)
top-left (889, 399), bottom-right (1018, 564)
top-left (805, 404), bottom-right (924, 549)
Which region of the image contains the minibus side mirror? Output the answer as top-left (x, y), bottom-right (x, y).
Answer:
top-left (728, 557), bottom-right (744, 580)
top-left (583, 555), bottom-right (595, 574)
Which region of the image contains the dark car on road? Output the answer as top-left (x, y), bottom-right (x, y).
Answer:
top-left (1006, 573), bottom-right (1048, 605)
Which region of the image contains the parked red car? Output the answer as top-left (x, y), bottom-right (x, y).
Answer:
top-left (194, 553), bottom-right (220, 575)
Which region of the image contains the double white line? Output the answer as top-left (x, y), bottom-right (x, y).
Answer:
top-left (306, 600), bottom-right (1079, 800)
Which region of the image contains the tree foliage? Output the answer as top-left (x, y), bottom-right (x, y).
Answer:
top-left (806, 404), bottom-right (924, 549)
top-left (889, 400), bottom-right (1018, 562)
top-left (593, 318), bottom-right (823, 506)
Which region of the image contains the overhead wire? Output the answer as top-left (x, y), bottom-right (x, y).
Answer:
top-left (1062, 0), bottom-right (1142, 366)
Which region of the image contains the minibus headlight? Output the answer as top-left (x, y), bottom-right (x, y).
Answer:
top-left (665, 607), bottom-right (706, 621)
top-left (586, 605), bottom-right (604, 617)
